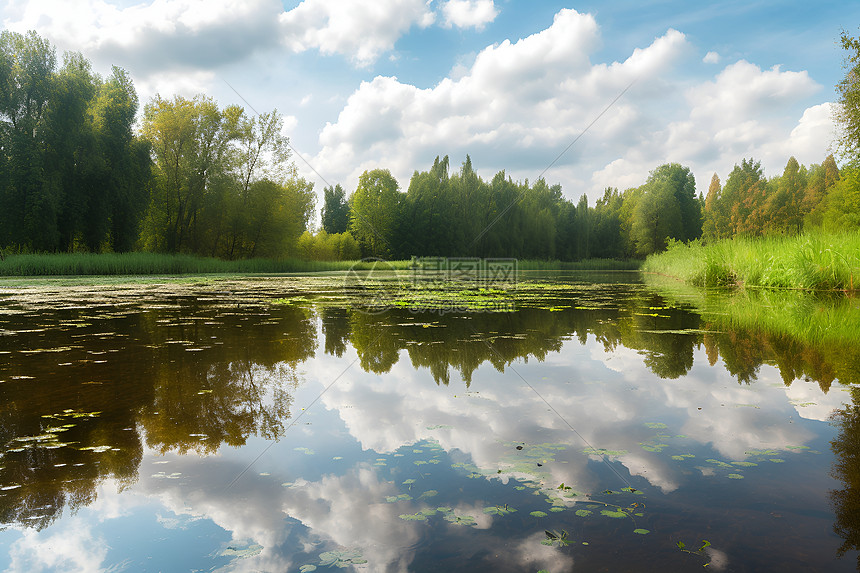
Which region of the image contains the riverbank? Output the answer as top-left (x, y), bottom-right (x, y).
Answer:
top-left (0, 252), bottom-right (639, 277)
top-left (642, 232), bottom-right (860, 291)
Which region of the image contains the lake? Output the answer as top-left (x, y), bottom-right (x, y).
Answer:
top-left (0, 271), bottom-right (858, 572)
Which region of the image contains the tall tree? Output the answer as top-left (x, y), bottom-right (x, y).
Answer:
top-left (702, 173), bottom-right (728, 242)
top-left (766, 156), bottom-right (806, 235)
top-left (630, 163), bottom-right (696, 256)
top-left (140, 95), bottom-right (240, 253)
top-left (835, 29), bottom-right (860, 161)
top-left (722, 158), bottom-right (766, 236)
top-left (0, 30), bottom-right (57, 249)
top-left (349, 169), bottom-right (401, 257)
top-left (321, 184), bottom-right (350, 234)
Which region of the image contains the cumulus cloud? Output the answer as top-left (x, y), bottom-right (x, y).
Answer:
top-left (307, 9), bottom-right (833, 201)
top-left (440, 0), bottom-right (499, 31)
top-left (703, 51), bottom-right (720, 64)
top-left (8, 524), bottom-right (107, 573)
top-left (311, 9), bottom-right (693, 195)
top-left (1, 0), bottom-right (284, 73)
top-left (279, 0), bottom-right (435, 67)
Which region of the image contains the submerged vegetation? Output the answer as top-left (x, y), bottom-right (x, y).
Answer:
top-left (642, 231), bottom-right (860, 292)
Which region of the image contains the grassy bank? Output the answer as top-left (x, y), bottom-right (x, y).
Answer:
top-left (642, 232), bottom-right (860, 291)
top-left (0, 252), bottom-right (639, 277)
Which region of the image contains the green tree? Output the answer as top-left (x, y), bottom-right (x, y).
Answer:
top-left (722, 158), bottom-right (766, 236)
top-left (349, 168), bottom-right (401, 257)
top-left (0, 30), bottom-right (57, 249)
top-left (321, 184), bottom-right (350, 234)
top-left (631, 181), bottom-right (680, 256)
top-left (817, 166), bottom-right (860, 230)
top-left (140, 95), bottom-right (239, 252)
top-left (766, 156), bottom-right (806, 235)
top-left (702, 173), bottom-right (729, 242)
top-left (835, 30), bottom-right (860, 161)
top-left (92, 66), bottom-right (151, 252)
top-left (631, 163), bottom-right (696, 256)
top-left (804, 154), bottom-right (840, 227)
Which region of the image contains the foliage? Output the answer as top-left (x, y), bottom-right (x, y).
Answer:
top-left (321, 184), bottom-right (350, 234)
top-left (349, 168), bottom-right (401, 257)
top-left (835, 29), bottom-right (860, 161)
top-left (0, 31), bottom-right (150, 252)
top-left (296, 230), bottom-right (361, 261)
top-left (139, 96), bottom-right (313, 258)
top-left (631, 163), bottom-right (700, 256)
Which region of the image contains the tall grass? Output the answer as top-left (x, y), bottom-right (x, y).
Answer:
top-left (643, 231), bottom-right (860, 291)
top-left (0, 253), bottom-right (640, 277)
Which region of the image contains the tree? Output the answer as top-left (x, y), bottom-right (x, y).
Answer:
top-left (140, 95), bottom-right (238, 252)
top-left (0, 32), bottom-right (151, 253)
top-left (630, 163), bottom-right (696, 256)
top-left (835, 30), bottom-right (860, 161)
top-left (631, 180), bottom-right (681, 256)
top-left (766, 156), bottom-right (806, 235)
top-left (349, 169), bottom-right (401, 257)
top-left (321, 184), bottom-right (350, 234)
top-left (722, 158), bottom-right (766, 236)
top-left (817, 166), bottom-right (860, 231)
top-left (93, 66), bottom-right (151, 252)
top-left (703, 173), bottom-right (728, 242)
top-left (0, 30), bottom-right (57, 249)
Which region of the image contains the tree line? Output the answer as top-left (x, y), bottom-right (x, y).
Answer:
top-left (1, 31), bottom-right (313, 259)
top-left (3, 30), bottom-right (859, 261)
top-left (313, 152), bottom-right (849, 261)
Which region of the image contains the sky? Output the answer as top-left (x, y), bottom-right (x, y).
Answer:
top-left (2, 0), bottom-right (858, 212)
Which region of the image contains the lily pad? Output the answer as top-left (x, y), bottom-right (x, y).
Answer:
top-left (600, 509), bottom-right (627, 519)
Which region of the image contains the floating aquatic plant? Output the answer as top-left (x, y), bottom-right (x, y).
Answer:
top-left (542, 529), bottom-right (573, 547)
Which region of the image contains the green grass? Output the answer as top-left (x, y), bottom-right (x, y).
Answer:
top-left (643, 231), bottom-right (860, 291)
top-left (0, 253), bottom-right (639, 277)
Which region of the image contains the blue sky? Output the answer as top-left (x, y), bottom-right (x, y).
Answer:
top-left (2, 0), bottom-right (857, 210)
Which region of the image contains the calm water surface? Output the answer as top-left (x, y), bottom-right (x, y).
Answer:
top-left (0, 273), bottom-right (858, 572)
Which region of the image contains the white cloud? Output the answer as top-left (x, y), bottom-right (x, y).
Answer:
top-left (311, 9), bottom-right (692, 196)
top-left (1, 0), bottom-right (283, 73)
top-left (440, 0), bottom-right (498, 31)
top-left (703, 50), bottom-right (720, 64)
top-left (279, 0), bottom-right (435, 67)
top-left (8, 525), bottom-right (107, 573)
top-left (304, 8), bottom-right (834, 202)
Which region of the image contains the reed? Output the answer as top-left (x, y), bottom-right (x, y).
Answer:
top-left (643, 231), bottom-right (860, 291)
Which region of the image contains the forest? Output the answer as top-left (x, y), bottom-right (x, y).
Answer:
top-left (2, 30), bottom-right (859, 262)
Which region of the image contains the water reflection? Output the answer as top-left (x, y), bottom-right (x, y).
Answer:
top-left (0, 276), bottom-right (857, 571)
top-left (830, 387), bottom-right (860, 569)
top-left (0, 288), bottom-right (315, 532)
